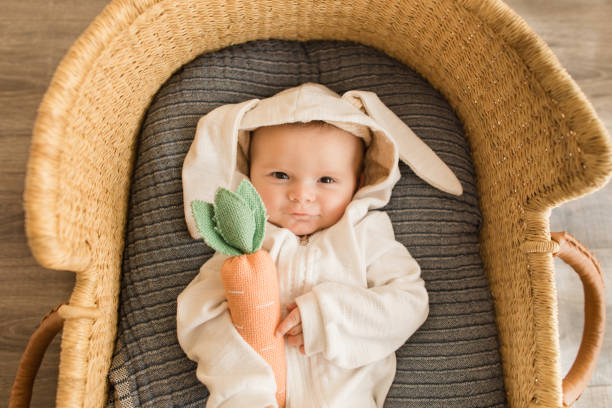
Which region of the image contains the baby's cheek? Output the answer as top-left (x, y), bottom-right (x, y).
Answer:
top-left (327, 196), bottom-right (352, 221)
top-left (267, 211), bottom-right (284, 228)
top-left (257, 193), bottom-right (277, 218)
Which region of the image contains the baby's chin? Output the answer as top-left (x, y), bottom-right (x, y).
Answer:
top-left (283, 222), bottom-right (318, 237)
top-left (270, 218), bottom-right (323, 237)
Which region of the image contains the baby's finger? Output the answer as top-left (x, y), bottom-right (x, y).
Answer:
top-left (287, 323), bottom-right (302, 336)
top-left (275, 308), bottom-right (301, 337)
top-left (287, 302), bottom-right (298, 311)
top-left (286, 333), bottom-right (304, 348)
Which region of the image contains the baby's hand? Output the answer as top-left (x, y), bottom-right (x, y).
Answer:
top-left (275, 302), bottom-right (305, 354)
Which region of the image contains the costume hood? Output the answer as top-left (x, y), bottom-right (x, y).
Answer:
top-left (183, 83), bottom-right (462, 239)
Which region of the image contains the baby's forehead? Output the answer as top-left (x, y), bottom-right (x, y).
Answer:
top-left (252, 122), bottom-right (365, 148)
top-left (253, 121), bottom-right (342, 136)
top-left (252, 123), bottom-right (363, 159)
top-left (249, 122), bottom-right (365, 173)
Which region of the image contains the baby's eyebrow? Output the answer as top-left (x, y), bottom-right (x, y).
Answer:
top-left (319, 169), bottom-right (347, 176)
top-left (255, 164), bottom-right (287, 171)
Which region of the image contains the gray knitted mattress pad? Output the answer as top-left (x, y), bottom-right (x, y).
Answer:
top-left (107, 39), bottom-right (506, 408)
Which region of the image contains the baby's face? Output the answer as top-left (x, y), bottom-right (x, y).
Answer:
top-left (249, 123), bottom-right (364, 236)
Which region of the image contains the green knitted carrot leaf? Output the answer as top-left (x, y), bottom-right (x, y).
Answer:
top-left (191, 200), bottom-right (243, 256)
top-left (191, 180), bottom-right (268, 256)
top-left (236, 179), bottom-right (267, 252)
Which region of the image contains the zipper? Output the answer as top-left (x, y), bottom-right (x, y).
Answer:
top-left (288, 233), bottom-right (319, 408)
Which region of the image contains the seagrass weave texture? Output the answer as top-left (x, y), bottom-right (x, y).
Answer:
top-left (23, 0), bottom-right (612, 407)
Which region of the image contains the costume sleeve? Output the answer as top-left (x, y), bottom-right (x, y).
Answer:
top-left (295, 212), bottom-right (428, 369)
top-left (176, 252), bottom-right (278, 408)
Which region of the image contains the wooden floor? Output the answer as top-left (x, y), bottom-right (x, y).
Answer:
top-left (1, 0), bottom-right (610, 407)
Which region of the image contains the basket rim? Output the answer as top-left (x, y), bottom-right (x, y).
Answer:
top-left (25, 0), bottom-right (612, 272)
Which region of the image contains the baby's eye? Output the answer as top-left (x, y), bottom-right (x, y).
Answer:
top-left (271, 172), bottom-right (289, 180)
top-left (319, 176), bottom-right (335, 184)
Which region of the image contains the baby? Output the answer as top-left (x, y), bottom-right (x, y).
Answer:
top-left (178, 83), bottom-right (462, 407)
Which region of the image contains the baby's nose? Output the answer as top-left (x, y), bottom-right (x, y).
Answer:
top-left (288, 183), bottom-right (315, 202)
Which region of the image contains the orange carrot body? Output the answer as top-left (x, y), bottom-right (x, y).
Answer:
top-left (221, 249), bottom-right (286, 408)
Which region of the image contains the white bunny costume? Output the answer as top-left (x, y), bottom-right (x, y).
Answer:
top-left (177, 83), bottom-right (463, 408)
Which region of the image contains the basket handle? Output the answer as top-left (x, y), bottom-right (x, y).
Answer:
top-left (8, 304), bottom-right (65, 408)
top-left (550, 232), bottom-right (606, 407)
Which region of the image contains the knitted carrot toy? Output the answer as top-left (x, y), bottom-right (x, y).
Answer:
top-left (191, 179), bottom-right (286, 408)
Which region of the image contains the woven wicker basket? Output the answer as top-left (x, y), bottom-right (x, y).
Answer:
top-left (13, 0), bottom-right (611, 407)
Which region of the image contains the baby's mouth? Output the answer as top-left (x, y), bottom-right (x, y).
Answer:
top-left (289, 210), bottom-right (316, 218)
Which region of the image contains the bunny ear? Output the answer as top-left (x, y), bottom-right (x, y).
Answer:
top-left (343, 90), bottom-right (463, 196)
